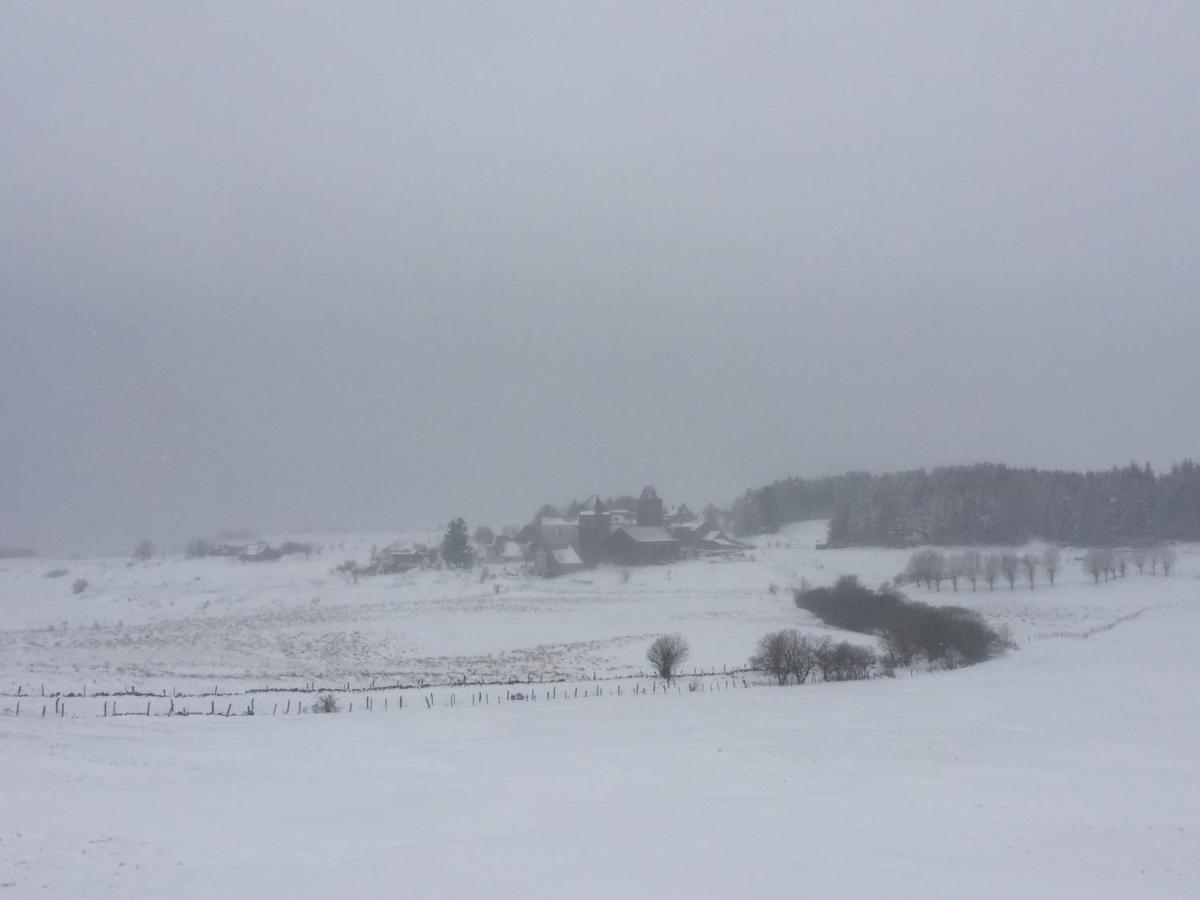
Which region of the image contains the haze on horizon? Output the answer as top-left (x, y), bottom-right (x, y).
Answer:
top-left (2, 2), bottom-right (1198, 555)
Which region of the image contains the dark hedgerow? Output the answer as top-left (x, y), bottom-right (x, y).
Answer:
top-left (795, 575), bottom-right (1009, 668)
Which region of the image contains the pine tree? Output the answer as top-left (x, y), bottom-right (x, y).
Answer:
top-left (441, 518), bottom-right (471, 569)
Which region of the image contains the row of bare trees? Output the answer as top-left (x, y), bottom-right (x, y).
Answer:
top-left (905, 544), bottom-right (1179, 590)
top-left (750, 630), bottom-right (876, 685)
top-left (1081, 545), bottom-right (1177, 583)
top-left (903, 548), bottom-right (1062, 591)
top-left (649, 630), bottom-right (878, 685)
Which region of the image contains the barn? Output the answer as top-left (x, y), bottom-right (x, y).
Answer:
top-left (530, 544), bottom-right (585, 578)
top-left (607, 526), bottom-right (681, 566)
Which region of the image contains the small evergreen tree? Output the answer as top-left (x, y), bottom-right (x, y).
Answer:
top-left (441, 518), bottom-right (471, 569)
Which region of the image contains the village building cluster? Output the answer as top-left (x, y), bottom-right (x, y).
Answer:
top-left (502, 487), bottom-right (749, 577)
top-left (190, 488), bottom-right (748, 581)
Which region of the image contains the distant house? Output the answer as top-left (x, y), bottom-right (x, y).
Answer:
top-left (702, 504), bottom-right (736, 532)
top-left (664, 503), bottom-right (697, 527)
top-left (693, 528), bottom-right (752, 556)
top-left (608, 509), bottom-right (637, 527)
top-left (239, 541), bottom-right (282, 562)
top-left (489, 537), bottom-right (525, 564)
top-left (376, 543), bottom-right (425, 574)
top-left (608, 526), bottom-right (680, 566)
top-left (530, 544), bottom-right (585, 578)
top-left (670, 518), bottom-right (709, 545)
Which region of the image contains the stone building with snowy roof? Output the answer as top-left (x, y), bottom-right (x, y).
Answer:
top-left (607, 525), bottom-right (681, 566)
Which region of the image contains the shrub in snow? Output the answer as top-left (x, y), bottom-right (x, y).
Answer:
top-left (312, 694), bottom-right (340, 714)
top-left (794, 576), bottom-right (1006, 669)
top-left (45, 568), bottom-right (68, 578)
top-left (647, 634), bottom-right (690, 681)
top-left (814, 638), bottom-right (876, 682)
top-left (751, 630), bottom-right (818, 685)
top-left (72, 578), bottom-right (88, 595)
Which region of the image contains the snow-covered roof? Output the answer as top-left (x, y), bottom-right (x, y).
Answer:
top-left (613, 525), bottom-right (678, 544)
top-left (501, 541), bottom-right (523, 559)
top-left (551, 546), bottom-right (583, 566)
top-left (381, 542), bottom-right (421, 556)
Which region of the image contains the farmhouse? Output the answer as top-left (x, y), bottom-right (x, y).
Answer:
top-left (489, 538), bottom-right (525, 564)
top-left (693, 528), bottom-right (752, 555)
top-left (607, 525), bottom-right (681, 566)
top-left (375, 544), bottom-right (425, 574)
top-left (530, 544), bottom-right (585, 578)
top-left (239, 541), bottom-right (282, 562)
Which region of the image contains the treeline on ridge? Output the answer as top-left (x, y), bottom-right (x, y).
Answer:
top-left (733, 460), bottom-right (1200, 547)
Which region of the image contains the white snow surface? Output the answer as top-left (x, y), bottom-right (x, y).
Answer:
top-left (2, 523), bottom-right (1198, 898)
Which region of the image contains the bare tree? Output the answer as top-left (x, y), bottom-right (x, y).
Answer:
top-left (1131, 547), bottom-right (1148, 575)
top-left (903, 551), bottom-right (929, 588)
top-left (904, 549), bottom-right (946, 590)
top-left (1115, 552), bottom-right (1128, 578)
top-left (946, 553), bottom-right (964, 591)
top-left (929, 550), bottom-right (947, 592)
top-left (752, 631), bottom-right (791, 685)
top-left (999, 552), bottom-right (1020, 590)
top-left (983, 553), bottom-right (1001, 591)
top-left (751, 630), bottom-right (816, 685)
top-left (647, 634), bottom-right (690, 681)
top-left (1157, 544), bottom-right (1178, 576)
top-left (783, 633), bottom-right (818, 684)
top-left (1019, 553), bottom-right (1038, 588)
top-left (132, 539), bottom-right (156, 561)
top-left (1104, 550), bottom-right (1118, 581)
top-left (1083, 548), bottom-right (1111, 584)
top-left (961, 549), bottom-right (982, 591)
top-left (1041, 547), bottom-right (1061, 586)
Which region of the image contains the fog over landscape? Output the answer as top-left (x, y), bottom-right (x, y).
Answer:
top-left (2, 3), bottom-right (1198, 552)
top-left (5, 7), bottom-right (1200, 899)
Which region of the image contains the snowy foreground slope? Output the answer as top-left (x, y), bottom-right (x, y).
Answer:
top-left (2, 525), bottom-right (1198, 898)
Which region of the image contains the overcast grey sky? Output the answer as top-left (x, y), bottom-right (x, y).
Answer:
top-left (2, 2), bottom-right (1198, 553)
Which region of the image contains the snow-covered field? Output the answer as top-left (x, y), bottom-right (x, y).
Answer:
top-left (2, 522), bottom-right (1198, 898)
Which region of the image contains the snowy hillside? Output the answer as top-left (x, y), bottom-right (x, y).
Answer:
top-left (2, 525), bottom-right (1198, 897)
